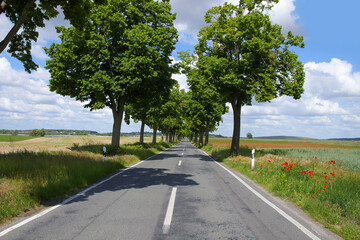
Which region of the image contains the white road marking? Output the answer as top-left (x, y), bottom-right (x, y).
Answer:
top-left (163, 187), bottom-right (177, 234)
top-left (0, 146), bottom-right (178, 238)
top-left (200, 150), bottom-right (321, 240)
top-left (181, 152), bottom-right (184, 156)
top-left (178, 160), bottom-right (182, 166)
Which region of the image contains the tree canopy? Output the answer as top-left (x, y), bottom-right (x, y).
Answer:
top-left (45, 0), bottom-right (178, 146)
top-left (194, 0), bottom-right (305, 155)
top-left (0, 0), bottom-right (102, 72)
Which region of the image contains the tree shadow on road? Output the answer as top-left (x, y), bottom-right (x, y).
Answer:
top-left (68, 167), bottom-right (198, 204)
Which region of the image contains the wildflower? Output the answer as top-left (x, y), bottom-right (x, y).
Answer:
top-left (312, 196), bottom-right (315, 199)
top-left (318, 190), bottom-right (321, 192)
top-left (267, 160), bottom-right (271, 162)
top-left (281, 162), bottom-right (289, 166)
top-left (325, 181), bottom-right (329, 184)
top-left (324, 185), bottom-right (327, 188)
top-left (330, 173), bottom-right (335, 176)
top-left (324, 176), bottom-right (328, 178)
top-left (324, 172), bottom-right (327, 175)
top-left (315, 157), bottom-right (318, 160)
top-left (324, 189), bottom-right (327, 192)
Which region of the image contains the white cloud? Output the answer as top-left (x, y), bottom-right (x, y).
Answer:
top-left (269, 0), bottom-right (301, 34)
top-left (305, 58), bottom-right (360, 100)
top-left (171, 0), bottom-right (302, 45)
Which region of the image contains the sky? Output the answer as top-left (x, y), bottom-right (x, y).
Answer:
top-left (1, 0), bottom-right (360, 139)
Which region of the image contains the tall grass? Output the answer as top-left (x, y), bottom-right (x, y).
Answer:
top-left (0, 141), bottom-right (172, 224)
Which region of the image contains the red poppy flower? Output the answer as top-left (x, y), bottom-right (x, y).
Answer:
top-left (312, 196), bottom-right (315, 198)
top-left (324, 172), bottom-right (327, 175)
top-left (325, 181), bottom-right (329, 184)
top-left (281, 162), bottom-right (289, 166)
top-left (324, 176), bottom-right (328, 178)
top-left (324, 189), bottom-right (327, 192)
top-left (268, 160), bottom-right (271, 162)
top-left (324, 185), bottom-right (327, 188)
top-left (330, 173), bottom-right (335, 176)
top-left (318, 190), bottom-right (320, 192)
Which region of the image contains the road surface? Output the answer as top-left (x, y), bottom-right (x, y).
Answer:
top-left (0, 139), bottom-right (341, 239)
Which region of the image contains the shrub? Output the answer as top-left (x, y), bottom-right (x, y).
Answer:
top-left (29, 128), bottom-right (46, 137)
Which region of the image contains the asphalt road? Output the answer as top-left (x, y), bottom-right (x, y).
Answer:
top-left (0, 139), bottom-right (341, 240)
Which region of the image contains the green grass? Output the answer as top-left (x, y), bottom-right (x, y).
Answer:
top-left (0, 135), bottom-right (36, 142)
top-left (0, 141), bottom-right (173, 224)
top-left (202, 143), bottom-right (360, 240)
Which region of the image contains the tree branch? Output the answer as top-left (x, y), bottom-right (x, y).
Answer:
top-left (0, 0), bottom-right (36, 54)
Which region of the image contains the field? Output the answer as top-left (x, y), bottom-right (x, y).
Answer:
top-left (203, 138), bottom-right (360, 239)
top-left (0, 135), bottom-right (144, 154)
top-left (0, 135), bottom-right (36, 142)
top-left (0, 135), bottom-right (171, 225)
top-left (209, 138), bottom-right (360, 171)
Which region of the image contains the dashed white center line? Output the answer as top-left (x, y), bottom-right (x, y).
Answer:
top-left (163, 187), bottom-right (177, 234)
top-left (181, 152), bottom-right (184, 156)
top-left (178, 160), bottom-right (182, 166)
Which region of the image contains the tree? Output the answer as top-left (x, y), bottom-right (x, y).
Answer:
top-left (0, 0), bottom-right (101, 72)
top-left (29, 128), bottom-right (46, 137)
top-left (45, 0), bottom-right (177, 146)
top-left (179, 50), bottom-right (228, 146)
top-left (196, 1), bottom-right (305, 155)
top-left (158, 86), bottom-right (186, 143)
top-left (247, 132), bottom-right (253, 139)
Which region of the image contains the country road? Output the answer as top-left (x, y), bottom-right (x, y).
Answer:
top-left (0, 139), bottom-right (341, 240)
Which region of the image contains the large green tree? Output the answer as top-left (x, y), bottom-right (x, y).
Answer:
top-left (196, 1), bottom-right (305, 155)
top-left (0, 0), bottom-right (100, 72)
top-left (45, 0), bottom-right (177, 146)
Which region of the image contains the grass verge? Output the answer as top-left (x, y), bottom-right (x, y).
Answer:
top-left (201, 144), bottom-right (360, 240)
top-left (0, 141), bottom-right (173, 225)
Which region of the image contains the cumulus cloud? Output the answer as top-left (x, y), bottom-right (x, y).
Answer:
top-left (170, 0), bottom-right (301, 45)
top-left (305, 58), bottom-right (360, 100)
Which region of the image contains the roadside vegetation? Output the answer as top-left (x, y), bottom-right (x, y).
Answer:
top-left (202, 138), bottom-right (360, 240)
top-left (0, 136), bottom-right (174, 225)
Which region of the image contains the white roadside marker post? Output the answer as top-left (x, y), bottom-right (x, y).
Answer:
top-left (103, 146), bottom-right (106, 162)
top-left (251, 149), bottom-right (255, 170)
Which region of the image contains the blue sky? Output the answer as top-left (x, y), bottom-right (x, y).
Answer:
top-left (1, 0), bottom-right (360, 139)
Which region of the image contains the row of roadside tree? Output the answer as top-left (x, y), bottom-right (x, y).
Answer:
top-left (1, 0), bottom-right (305, 155)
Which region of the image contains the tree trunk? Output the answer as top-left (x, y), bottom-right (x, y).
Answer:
top-left (139, 115), bottom-right (146, 144)
top-left (190, 134), bottom-right (193, 141)
top-left (0, 0), bottom-right (36, 54)
top-left (199, 128), bottom-right (204, 146)
top-left (111, 98), bottom-right (126, 147)
top-left (152, 124), bottom-right (157, 144)
top-left (166, 127), bottom-right (169, 143)
top-left (230, 99), bottom-right (242, 155)
top-left (161, 132), bottom-right (164, 142)
top-left (205, 119), bottom-right (210, 146)
top-left (194, 132), bottom-right (198, 143)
